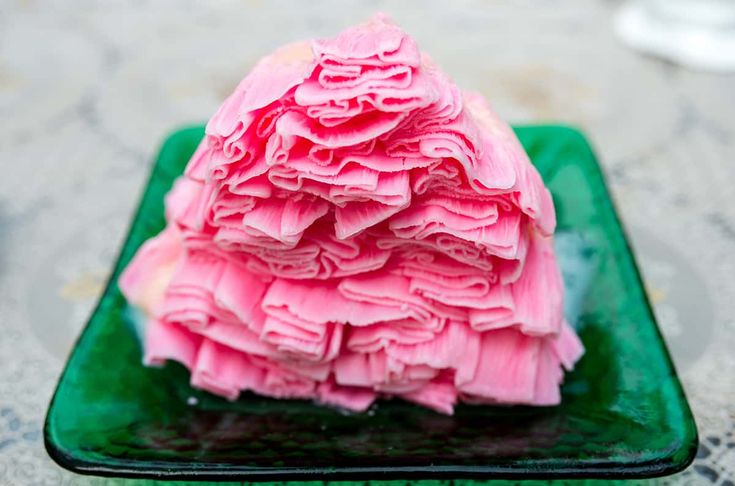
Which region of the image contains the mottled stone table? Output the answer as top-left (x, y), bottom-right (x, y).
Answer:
top-left (1, 1), bottom-right (733, 484)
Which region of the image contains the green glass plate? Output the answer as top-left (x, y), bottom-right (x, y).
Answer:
top-left (44, 125), bottom-right (697, 481)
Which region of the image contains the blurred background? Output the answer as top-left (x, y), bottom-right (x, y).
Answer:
top-left (1, 0), bottom-right (734, 484)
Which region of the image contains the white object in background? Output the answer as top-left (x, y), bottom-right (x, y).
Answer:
top-left (615, 0), bottom-right (735, 73)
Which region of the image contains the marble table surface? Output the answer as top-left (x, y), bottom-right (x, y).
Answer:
top-left (1, 0), bottom-right (734, 484)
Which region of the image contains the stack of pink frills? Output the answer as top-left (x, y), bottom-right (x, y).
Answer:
top-left (120, 14), bottom-right (583, 415)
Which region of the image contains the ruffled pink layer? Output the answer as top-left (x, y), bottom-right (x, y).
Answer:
top-left (119, 13), bottom-right (583, 415)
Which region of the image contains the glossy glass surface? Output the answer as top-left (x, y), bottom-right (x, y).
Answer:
top-left (44, 125), bottom-right (697, 481)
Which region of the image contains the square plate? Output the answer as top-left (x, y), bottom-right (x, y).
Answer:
top-left (44, 125), bottom-right (697, 481)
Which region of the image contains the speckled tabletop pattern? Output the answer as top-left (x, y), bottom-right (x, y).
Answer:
top-left (1, 1), bottom-right (734, 485)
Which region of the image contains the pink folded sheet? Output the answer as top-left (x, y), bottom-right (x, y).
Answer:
top-left (119, 13), bottom-right (583, 415)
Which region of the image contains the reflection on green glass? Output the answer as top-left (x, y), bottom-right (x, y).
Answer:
top-left (44, 125), bottom-right (697, 481)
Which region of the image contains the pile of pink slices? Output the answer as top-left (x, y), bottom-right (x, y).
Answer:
top-left (120, 14), bottom-right (583, 415)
